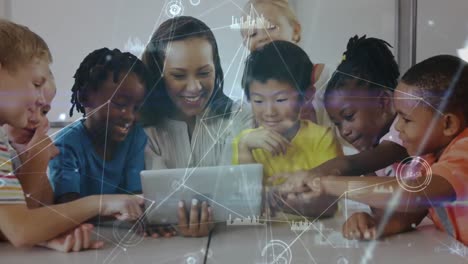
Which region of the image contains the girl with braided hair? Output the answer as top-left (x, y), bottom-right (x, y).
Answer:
top-left (271, 35), bottom-right (408, 214)
top-left (49, 48), bottom-right (149, 203)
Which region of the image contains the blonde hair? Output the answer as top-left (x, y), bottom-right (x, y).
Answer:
top-left (244, 0), bottom-right (301, 42)
top-left (0, 19), bottom-right (52, 72)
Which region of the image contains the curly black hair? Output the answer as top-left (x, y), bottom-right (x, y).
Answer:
top-left (70, 47), bottom-right (150, 117)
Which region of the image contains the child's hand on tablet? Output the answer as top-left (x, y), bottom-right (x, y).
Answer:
top-left (99, 195), bottom-right (144, 221)
top-left (38, 223), bottom-right (104, 252)
top-left (342, 212), bottom-right (377, 240)
top-left (177, 199), bottom-right (213, 237)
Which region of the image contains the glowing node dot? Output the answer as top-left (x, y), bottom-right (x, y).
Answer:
top-left (411, 223), bottom-right (417, 228)
top-left (26, 193), bottom-right (31, 198)
top-left (186, 256), bottom-right (197, 264)
top-left (428, 20), bottom-right (435, 26)
top-left (106, 55), bottom-right (112, 61)
top-left (58, 113), bottom-right (66, 121)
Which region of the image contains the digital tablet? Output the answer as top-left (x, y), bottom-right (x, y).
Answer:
top-left (141, 164), bottom-right (263, 224)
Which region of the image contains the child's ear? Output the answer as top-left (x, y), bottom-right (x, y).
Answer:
top-left (442, 113), bottom-right (462, 137)
top-left (292, 23), bottom-right (301, 43)
top-left (378, 90), bottom-right (393, 112)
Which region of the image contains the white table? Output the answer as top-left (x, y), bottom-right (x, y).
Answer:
top-left (0, 226), bottom-right (209, 264)
top-left (1, 218), bottom-right (466, 264)
top-left (207, 217), bottom-right (467, 264)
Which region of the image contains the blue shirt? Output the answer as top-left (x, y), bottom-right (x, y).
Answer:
top-left (49, 121), bottom-right (147, 199)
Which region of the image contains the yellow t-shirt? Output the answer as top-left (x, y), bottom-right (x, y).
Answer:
top-left (232, 120), bottom-right (342, 185)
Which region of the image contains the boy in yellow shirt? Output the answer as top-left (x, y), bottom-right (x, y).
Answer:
top-left (232, 40), bottom-right (342, 217)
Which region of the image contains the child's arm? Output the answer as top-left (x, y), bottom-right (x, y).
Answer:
top-left (342, 208), bottom-right (428, 240)
top-left (310, 141), bottom-right (408, 176)
top-left (0, 194), bottom-right (143, 247)
top-left (318, 174), bottom-right (455, 212)
top-left (15, 127), bottom-right (59, 208)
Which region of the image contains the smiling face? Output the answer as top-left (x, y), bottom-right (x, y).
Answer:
top-left (241, 3), bottom-right (300, 51)
top-left (249, 79), bottom-right (301, 136)
top-left (393, 82), bottom-right (450, 156)
top-left (325, 85), bottom-right (393, 151)
top-left (5, 75), bottom-right (56, 144)
top-left (0, 58), bottom-right (49, 127)
top-left (84, 72), bottom-right (145, 143)
top-left (162, 37), bottom-right (215, 120)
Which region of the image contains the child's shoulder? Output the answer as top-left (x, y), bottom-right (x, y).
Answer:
top-left (441, 128), bottom-right (468, 157)
top-left (54, 121), bottom-right (85, 139)
top-left (299, 120), bottom-right (333, 136)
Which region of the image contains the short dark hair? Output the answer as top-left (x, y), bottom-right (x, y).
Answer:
top-left (401, 54), bottom-right (468, 118)
top-left (70, 48), bottom-right (149, 117)
top-left (325, 35), bottom-right (400, 102)
top-left (241, 40), bottom-right (313, 100)
top-left (140, 16), bottom-right (233, 125)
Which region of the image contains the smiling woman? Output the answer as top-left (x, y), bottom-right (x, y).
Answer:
top-left (140, 16), bottom-right (253, 170)
top-left (140, 16), bottom-right (253, 238)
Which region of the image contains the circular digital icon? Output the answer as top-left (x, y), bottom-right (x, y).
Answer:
top-left (261, 240), bottom-right (292, 264)
top-left (112, 219), bottom-right (145, 248)
top-left (396, 156), bottom-right (432, 192)
top-left (165, 0), bottom-right (184, 18)
top-left (190, 0), bottom-right (201, 6)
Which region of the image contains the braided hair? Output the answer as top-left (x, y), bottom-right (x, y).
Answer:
top-left (70, 48), bottom-right (150, 117)
top-left (325, 35), bottom-right (400, 101)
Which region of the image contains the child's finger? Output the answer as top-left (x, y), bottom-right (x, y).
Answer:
top-left (89, 240), bottom-right (105, 249)
top-left (260, 141), bottom-right (278, 156)
top-left (198, 202), bottom-right (210, 236)
top-left (189, 199), bottom-right (200, 236)
top-left (63, 234), bottom-right (73, 252)
top-left (177, 200), bottom-right (189, 235)
top-left (81, 225), bottom-right (92, 249)
top-left (357, 218), bottom-right (370, 237)
top-left (266, 133), bottom-right (289, 155)
top-left (264, 131), bottom-right (290, 155)
top-left (72, 227), bottom-right (83, 252)
top-left (371, 227), bottom-right (377, 239)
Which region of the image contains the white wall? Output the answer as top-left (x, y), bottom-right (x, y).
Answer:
top-left (416, 0), bottom-right (468, 62)
top-left (6, 0), bottom-right (403, 124)
top-left (292, 0), bottom-right (397, 70)
top-left (9, 0), bottom-right (250, 123)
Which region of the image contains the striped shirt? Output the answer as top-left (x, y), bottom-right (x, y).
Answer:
top-left (0, 127), bottom-right (25, 204)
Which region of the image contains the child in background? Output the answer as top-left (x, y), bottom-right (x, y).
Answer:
top-left (272, 36), bottom-right (407, 195)
top-left (320, 35), bottom-right (406, 176)
top-left (233, 40), bottom-right (342, 217)
top-left (49, 48), bottom-right (148, 203)
top-left (280, 55), bottom-right (468, 245)
top-left (240, 0), bottom-right (330, 128)
top-left (0, 19), bottom-right (143, 252)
